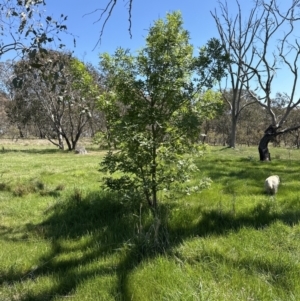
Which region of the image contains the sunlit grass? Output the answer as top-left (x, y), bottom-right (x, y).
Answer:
top-left (1, 142), bottom-right (300, 300)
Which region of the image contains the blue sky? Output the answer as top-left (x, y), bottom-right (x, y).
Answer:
top-left (42, 0), bottom-right (299, 98)
top-left (44, 0), bottom-right (232, 64)
top-left (2, 0), bottom-right (299, 97)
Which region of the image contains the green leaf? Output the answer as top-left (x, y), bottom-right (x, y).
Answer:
top-left (99, 12), bottom-right (219, 210)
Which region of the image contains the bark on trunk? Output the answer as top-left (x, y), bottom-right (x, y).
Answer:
top-left (259, 125), bottom-right (300, 160)
top-left (258, 125), bottom-right (278, 161)
top-left (258, 134), bottom-right (274, 161)
top-left (18, 125), bottom-right (24, 138)
top-left (57, 126), bottom-right (64, 150)
top-left (229, 119), bottom-right (237, 148)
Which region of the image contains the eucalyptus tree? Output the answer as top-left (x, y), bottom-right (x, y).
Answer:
top-left (88, 0), bottom-right (134, 46)
top-left (212, 0), bottom-right (300, 160)
top-left (0, 0), bottom-right (68, 60)
top-left (8, 51), bottom-right (100, 150)
top-left (211, 1), bottom-right (260, 148)
top-left (279, 107), bottom-right (300, 148)
top-left (0, 92), bottom-right (10, 136)
top-left (0, 62), bottom-right (14, 135)
top-left (99, 11), bottom-right (228, 225)
top-left (237, 100), bottom-right (266, 146)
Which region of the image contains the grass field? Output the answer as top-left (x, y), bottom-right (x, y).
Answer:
top-left (0, 141), bottom-right (300, 300)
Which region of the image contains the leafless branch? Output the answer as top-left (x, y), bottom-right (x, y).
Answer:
top-left (84, 0), bottom-right (133, 50)
top-left (276, 124), bottom-right (300, 135)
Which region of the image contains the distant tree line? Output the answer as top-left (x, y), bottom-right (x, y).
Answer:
top-left (1, 80), bottom-right (299, 149)
top-left (1, 0), bottom-right (300, 156)
top-left (199, 92), bottom-right (300, 149)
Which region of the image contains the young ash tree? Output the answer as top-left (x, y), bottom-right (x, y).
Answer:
top-left (99, 12), bottom-right (227, 219)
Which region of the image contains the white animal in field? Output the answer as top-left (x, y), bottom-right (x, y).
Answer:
top-left (265, 175), bottom-right (280, 195)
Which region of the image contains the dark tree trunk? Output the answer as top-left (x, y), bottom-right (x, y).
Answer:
top-left (258, 125), bottom-right (279, 161)
top-left (17, 125), bottom-right (24, 138)
top-left (259, 125), bottom-right (300, 160)
top-left (258, 134), bottom-right (274, 161)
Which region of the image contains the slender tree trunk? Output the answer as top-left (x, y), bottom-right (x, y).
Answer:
top-left (295, 133), bottom-right (300, 149)
top-left (64, 136), bottom-right (72, 151)
top-left (150, 113), bottom-right (158, 213)
top-left (38, 128), bottom-right (45, 139)
top-left (57, 126), bottom-right (64, 150)
top-left (72, 130), bottom-right (82, 150)
top-left (58, 134), bottom-right (64, 150)
top-left (151, 142), bottom-right (157, 210)
top-left (17, 125), bottom-right (24, 138)
top-left (229, 119), bottom-right (237, 148)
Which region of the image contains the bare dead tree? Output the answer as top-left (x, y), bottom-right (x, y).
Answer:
top-left (211, 0), bottom-right (262, 148)
top-left (214, 0), bottom-right (300, 160)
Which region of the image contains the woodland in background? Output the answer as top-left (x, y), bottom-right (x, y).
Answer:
top-left (1, 89), bottom-right (300, 149)
top-left (1, 0), bottom-right (300, 156)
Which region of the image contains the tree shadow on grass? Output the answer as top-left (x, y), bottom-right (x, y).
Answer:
top-left (115, 199), bottom-right (300, 300)
top-left (0, 191), bottom-right (142, 300)
top-left (193, 201), bottom-right (300, 236)
top-left (1, 191), bottom-right (300, 300)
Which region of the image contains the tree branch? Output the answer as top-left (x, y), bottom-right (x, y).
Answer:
top-left (85, 0), bottom-right (133, 49)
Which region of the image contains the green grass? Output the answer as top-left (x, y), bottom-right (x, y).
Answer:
top-left (1, 143), bottom-right (300, 300)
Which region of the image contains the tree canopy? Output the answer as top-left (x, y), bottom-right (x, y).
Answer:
top-left (7, 50), bottom-right (100, 150)
top-left (0, 0), bottom-right (69, 60)
top-left (99, 12), bottom-right (227, 221)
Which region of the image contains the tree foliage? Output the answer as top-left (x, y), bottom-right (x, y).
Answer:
top-left (0, 0), bottom-right (69, 60)
top-left (99, 12), bottom-right (227, 215)
top-left (7, 50), bottom-right (100, 149)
